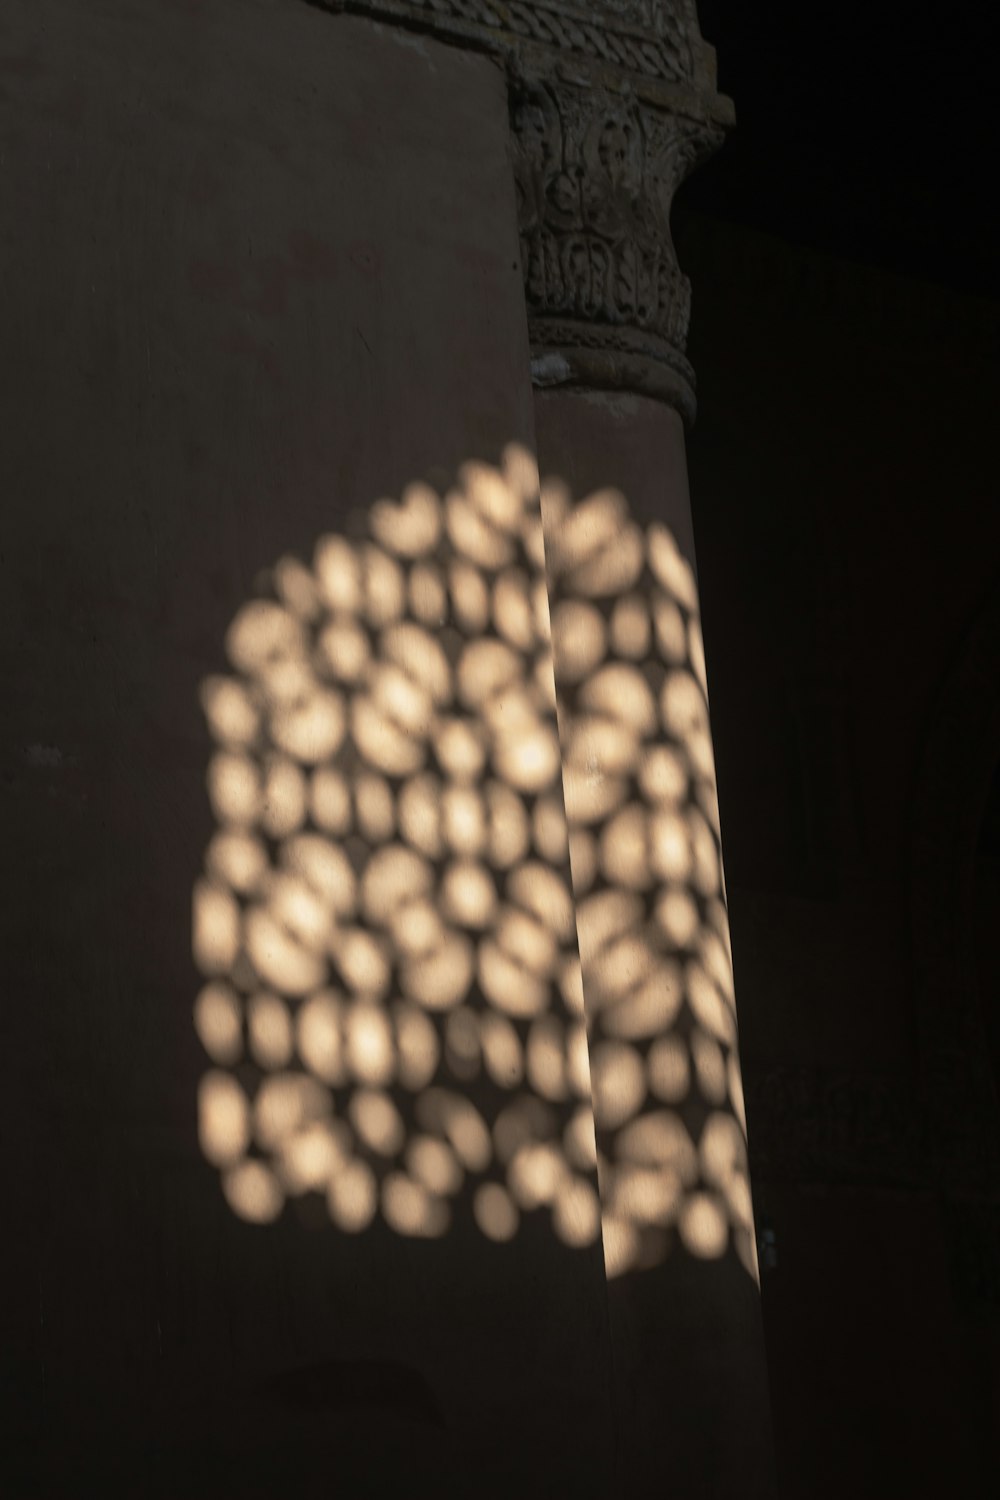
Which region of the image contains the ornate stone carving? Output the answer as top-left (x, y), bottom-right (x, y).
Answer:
top-left (309, 1), bottom-right (732, 417)
top-left (314, 0), bottom-right (714, 88)
top-left (510, 72), bottom-right (723, 418)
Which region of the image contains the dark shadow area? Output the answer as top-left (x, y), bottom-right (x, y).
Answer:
top-left (675, 193), bottom-right (1000, 1496)
top-left (684, 0), bottom-right (999, 298)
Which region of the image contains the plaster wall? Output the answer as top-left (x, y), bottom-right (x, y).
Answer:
top-left (1, 1), bottom-right (619, 1492)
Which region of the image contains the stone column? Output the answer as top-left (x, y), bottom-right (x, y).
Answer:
top-left (506, 8), bottom-right (777, 1495)
top-left (534, 389), bottom-right (777, 1498)
top-left (313, 4), bottom-right (774, 1493)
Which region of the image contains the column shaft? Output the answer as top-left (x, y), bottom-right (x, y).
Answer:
top-left (535, 387), bottom-right (776, 1497)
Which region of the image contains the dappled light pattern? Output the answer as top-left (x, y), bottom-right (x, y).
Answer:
top-left (542, 476), bottom-right (756, 1281)
top-left (195, 446), bottom-right (755, 1280)
top-left (196, 447), bottom-right (599, 1248)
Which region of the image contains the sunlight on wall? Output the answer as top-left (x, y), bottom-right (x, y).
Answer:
top-left (194, 444), bottom-right (757, 1281)
top-left (541, 475), bottom-right (756, 1280)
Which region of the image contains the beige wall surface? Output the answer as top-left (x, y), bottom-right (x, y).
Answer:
top-left (1, 2), bottom-right (620, 1493)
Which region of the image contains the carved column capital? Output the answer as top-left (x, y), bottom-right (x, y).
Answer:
top-left (510, 68), bottom-right (724, 421)
top-left (314, 1), bottom-right (732, 419)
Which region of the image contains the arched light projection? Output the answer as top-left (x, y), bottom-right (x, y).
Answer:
top-left (194, 444), bottom-right (757, 1281)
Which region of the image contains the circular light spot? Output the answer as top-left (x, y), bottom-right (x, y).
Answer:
top-left (316, 619), bottom-right (369, 684)
top-left (328, 1159), bottom-right (377, 1232)
top-left (270, 689), bottom-right (345, 764)
top-left (201, 677), bottom-right (260, 748)
top-left (602, 1215), bottom-right (641, 1279)
top-left (407, 1136), bottom-right (464, 1197)
top-left (648, 1036), bottom-right (690, 1103)
top-left (563, 1106), bottom-right (598, 1170)
top-left (449, 559), bottom-right (490, 633)
top-left (403, 931), bottom-right (474, 1011)
top-left (444, 1007), bottom-right (481, 1080)
top-left (531, 795), bottom-right (568, 863)
top-left (314, 536), bottom-right (362, 613)
top-left (526, 1017), bottom-right (567, 1101)
top-left (192, 880), bottom-right (241, 975)
top-left (655, 886), bottom-right (700, 947)
top-left (442, 785), bottom-right (487, 856)
top-left (254, 1073), bottom-right (330, 1152)
top-left (382, 1173), bottom-right (449, 1237)
top-left (610, 595), bottom-right (651, 659)
top-left (589, 1042), bottom-right (646, 1131)
top-left (248, 992), bottom-right (294, 1070)
top-left (223, 1160), bottom-right (284, 1224)
top-left (275, 556), bottom-right (322, 620)
top-left (553, 1176), bottom-right (601, 1248)
top-left (474, 1183), bottom-right (520, 1242)
top-left (297, 990), bottom-right (346, 1085)
top-left (398, 775), bottom-right (444, 858)
top-left (494, 720), bottom-right (561, 794)
top-left (638, 744), bottom-right (688, 805)
top-left (279, 1118), bottom-right (349, 1194)
top-left (486, 782), bottom-right (530, 868)
top-left (435, 719), bottom-right (486, 781)
top-left (509, 1143), bottom-right (566, 1209)
top-left (194, 983), bottom-right (243, 1065)
top-left (691, 1032), bottom-right (728, 1104)
top-left (551, 601), bottom-right (606, 683)
top-left (686, 962), bottom-right (737, 1046)
top-left (599, 805), bottom-right (650, 889)
top-left (392, 898), bottom-right (445, 956)
top-left (441, 861), bottom-right (496, 929)
top-left (261, 758), bottom-right (307, 839)
top-left (345, 1002), bottom-right (395, 1085)
top-left (409, 561), bottom-right (447, 624)
top-left (679, 1192), bottom-right (728, 1259)
top-left (245, 908), bottom-right (325, 996)
top-left (206, 830), bottom-right (268, 895)
top-left (310, 766), bottom-right (352, 835)
top-left (480, 1013), bottom-right (524, 1088)
top-left (207, 752), bottom-right (261, 828)
top-left (337, 928), bottom-right (391, 998)
top-left (362, 546), bottom-right (407, 628)
top-left (355, 772), bottom-right (395, 842)
top-left (198, 1072), bottom-right (250, 1166)
top-left (349, 1089), bottom-right (405, 1156)
top-left (372, 481), bottom-right (441, 558)
top-left (393, 1003), bottom-right (440, 1090)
